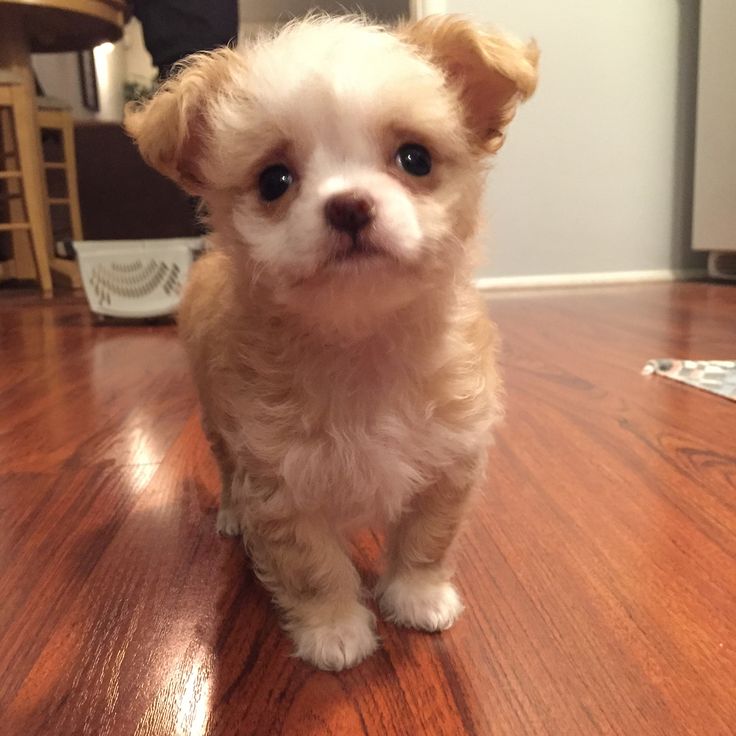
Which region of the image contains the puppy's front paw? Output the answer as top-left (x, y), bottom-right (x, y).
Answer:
top-left (291, 605), bottom-right (378, 671)
top-left (379, 575), bottom-right (464, 632)
top-left (216, 506), bottom-right (241, 536)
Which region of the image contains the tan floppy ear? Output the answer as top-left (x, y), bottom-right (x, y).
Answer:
top-left (399, 15), bottom-right (539, 153)
top-left (124, 47), bottom-right (241, 194)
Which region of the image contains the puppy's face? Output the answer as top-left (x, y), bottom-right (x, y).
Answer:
top-left (126, 17), bottom-right (538, 326)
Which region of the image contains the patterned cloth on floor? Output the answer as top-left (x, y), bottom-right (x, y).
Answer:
top-left (642, 360), bottom-right (736, 402)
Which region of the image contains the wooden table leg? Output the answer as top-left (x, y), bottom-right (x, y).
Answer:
top-left (0, 8), bottom-right (54, 297)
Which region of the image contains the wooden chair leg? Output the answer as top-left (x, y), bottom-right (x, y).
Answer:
top-left (1, 98), bottom-right (34, 283)
top-left (60, 112), bottom-right (83, 241)
top-left (39, 108), bottom-right (84, 289)
top-left (8, 85), bottom-right (53, 296)
top-left (0, 105), bottom-right (18, 281)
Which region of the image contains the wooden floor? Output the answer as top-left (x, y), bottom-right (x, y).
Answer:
top-left (1, 282), bottom-right (735, 736)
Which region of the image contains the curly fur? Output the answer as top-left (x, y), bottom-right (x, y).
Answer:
top-left (126, 14), bottom-right (537, 670)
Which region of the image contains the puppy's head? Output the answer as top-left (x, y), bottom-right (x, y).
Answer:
top-left (126, 16), bottom-right (538, 327)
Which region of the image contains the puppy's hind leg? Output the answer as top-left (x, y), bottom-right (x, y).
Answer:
top-left (204, 424), bottom-right (240, 537)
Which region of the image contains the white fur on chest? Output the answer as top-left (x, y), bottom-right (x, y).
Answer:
top-left (227, 368), bottom-right (493, 526)
top-left (281, 406), bottom-right (463, 523)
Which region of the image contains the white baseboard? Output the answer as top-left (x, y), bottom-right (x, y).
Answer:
top-left (475, 268), bottom-right (708, 291)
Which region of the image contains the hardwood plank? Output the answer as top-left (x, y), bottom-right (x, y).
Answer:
top-left (0, 298), bottom-right (193, 471)
top-left (0, 283), bottom-right (735, 735)
top-left (0, 464), bottom-right (158, 702)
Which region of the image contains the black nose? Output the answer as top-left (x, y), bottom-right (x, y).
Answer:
top-left (324, 191), bottom-right (375, 233)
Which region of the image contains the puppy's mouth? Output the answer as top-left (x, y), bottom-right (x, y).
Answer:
top-left (327, 233), bottom-right (393, 268)
top-left (289, 233), bottom-right (403, 289)
top-left (332, 235), bottom-right (381, 262)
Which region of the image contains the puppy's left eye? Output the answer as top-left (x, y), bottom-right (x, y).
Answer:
top-left (259, 164), bottom-right (293, 202)
top-left (396, 144), bottom-right (432, 177)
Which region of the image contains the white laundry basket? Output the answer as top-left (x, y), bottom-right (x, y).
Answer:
top-left (75, 238), bottom-right (202, 318)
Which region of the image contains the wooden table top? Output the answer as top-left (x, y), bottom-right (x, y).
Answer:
top-left (0, 0), bottom-right (128, 52)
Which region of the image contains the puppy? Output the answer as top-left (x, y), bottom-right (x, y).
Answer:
top-left (126, 15), bottom-right (537, 670)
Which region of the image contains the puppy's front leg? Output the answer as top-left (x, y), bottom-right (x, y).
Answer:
top-left (246, 511), bottom-right (377, 670)
top-left (378, 469), bottom-right (478, 632)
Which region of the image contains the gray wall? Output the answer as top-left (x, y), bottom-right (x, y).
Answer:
top-left (444, 0), bottom-right (705, 279)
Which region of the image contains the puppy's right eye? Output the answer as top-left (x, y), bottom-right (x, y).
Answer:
top-left (396, 143), bottom-right (432, 177)
top-left (258, 165), bottom-right (293, 202)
